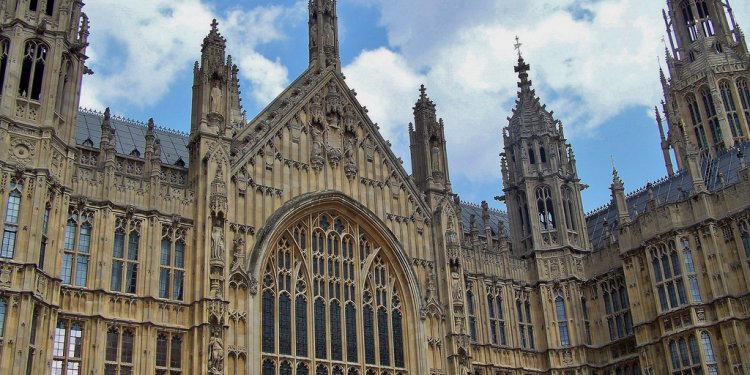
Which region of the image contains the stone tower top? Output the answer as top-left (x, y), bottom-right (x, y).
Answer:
top-left (308, 0), bottom-right (340, 72)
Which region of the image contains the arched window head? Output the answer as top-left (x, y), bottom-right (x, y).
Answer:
top-left (680, 1), bottom-right (699, 42)
top-left (539, 146), bottom-right (547, 164)
top-left (18, 40), bottom-right (48, 101)
top-left (528, 148), bottom-right (536, 165)
top-left (2, 181), bottom-right (24, 259)
top-left (535, 186), bottom-right (556, 231)
top-left (0, 39), bottom-right (9, 96)
top-left (261, 210), bottom-right (409, 372)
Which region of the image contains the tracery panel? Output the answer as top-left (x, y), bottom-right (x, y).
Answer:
top-left (261, 211), bottom-right (409, 374)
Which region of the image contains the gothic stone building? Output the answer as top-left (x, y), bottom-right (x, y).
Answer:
top-left (0, 0), bottom-right (749, 374)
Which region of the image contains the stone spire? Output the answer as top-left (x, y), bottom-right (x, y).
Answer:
top-left (409, 84), bottom-right (451, 195)
top-left (308, 0), bottom-right (340, 72)
top-left (610, 161), bottom-right (630, 225)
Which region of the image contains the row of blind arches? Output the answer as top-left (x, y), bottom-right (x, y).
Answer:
top-left (261, 213), bottom-right (407, 373)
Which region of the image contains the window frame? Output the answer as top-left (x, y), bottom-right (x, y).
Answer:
top-left (61, 209), bottom-right (93, 287)
top-left (159, 225), bottom-right (186, 301)
top-left (52, 319), bottom-right (85, 375)
top-left (111, 217), bottom-right (142, 294)
top-left (104, 326), bottom-right (135, 375)
top-left (155, 332), bottom-right (183, 374)
top-left (1, 180), bottom-right (23, 259)
top-left (18, 40), bottom-right (49, 101)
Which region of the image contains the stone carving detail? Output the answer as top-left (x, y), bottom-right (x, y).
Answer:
top-left (211, 225), bottom-right (226, 262)
top-left (208, 322), bottom-right (225, 374)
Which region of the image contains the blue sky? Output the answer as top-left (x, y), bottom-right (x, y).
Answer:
top-left (80, 0), bottom-right (750, 213)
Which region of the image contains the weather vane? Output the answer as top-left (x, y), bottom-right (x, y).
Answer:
top-left (514, 35), bottom-right (523, 59)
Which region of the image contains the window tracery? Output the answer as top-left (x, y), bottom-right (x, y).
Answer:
top-left (668, 334), bottom-right (701, 374)
top-left (535, 186), bottom-right (555, 231)
top-left (601, 277), bottom-right (633, 340)
top-left (487, 292), bottom-right (506, 346)
top-left (555, 294), bottom-right (569, 347)
top-left (650, 241), bottom-right (687, 312)
top-left (1, 180), bottom-right (23, 259)
top-left (700, 88), bottom-right (722, 148)
top-left (111, 217), bottom-right (141, 294)
top-left (160, 225), bottom-right (186, 300)
top-left (18, 40), bottom-right (48, 101)
top-left (261, 211), bottom-right (408, 374)
top-left (686, 94), bottom-right (709, 148)
top-left (719, 81), bottom-right (744, 139)
top-left (62, 208), bottom-right (93, 287)
top-left (738, 78), bottom-right (750, 129)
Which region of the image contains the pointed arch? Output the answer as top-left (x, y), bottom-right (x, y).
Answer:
top-left (251, 191), bottom-right (423, 373)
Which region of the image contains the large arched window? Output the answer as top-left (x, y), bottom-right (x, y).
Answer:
top-left (680, 1), bottom-right (699, 42)
top-left (535, 186), bottom-right (556, 231)
top-left (737, 78), bottom-right (750, 129)
top-left (701, 331), bottom-right (718, 375)
top-left (650, 242), bottom-right (687, 312)
top-left (18, 40), bottom-right (48, 101)
top-left (701, 88), bottom-right (723, 148)
top-left (686, 94), bottom-right (709, 148)
top-left (561, 186), bottom-right (576, 231)
top-left (719, 81), bottom-right (744, 139)
top-left (261, 211), bottom-right (408, 374)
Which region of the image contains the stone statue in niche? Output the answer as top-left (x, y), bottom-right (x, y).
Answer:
top-left (211, 223), bottom-right (225, 261)
top-left (310, 24), bottom-right (318, 47)
top-left (344, 133), bottom-right (358, 179)
top-left (210, 82), bottom-right (222, 114)
top-left (310, 124), bottom-right (325, 170)
top-left (451, 269), bottom-right (463, 301)
top-left (325, 20), bottom-right (335, 47)
top-left (432, 143), bottom-right (442, 170)
top-left (208, 333), bottom-right (224, 373)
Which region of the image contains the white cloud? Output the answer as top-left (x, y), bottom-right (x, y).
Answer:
top-left (344, 0), bottom-right (750, 184)
top-left (80, 0), bottom-right (303, 112)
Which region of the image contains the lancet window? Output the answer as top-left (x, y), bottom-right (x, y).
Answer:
top-left (719, 81), bottom-right (744, 139)
top-left (1, 180), bottom-right (23, 259)
top-left (467, 288), bottom-right (477, 342)
top-left (561, 186), bottom-right (576, 231)
top-left (701, 331), bottom-right (718, 375)
top-left (602, 277), bottom-right (633, 340)
top-left (581, 297), bottom-right (591, 345)
top-left (111, 217), bottom-right (141, 294)
top-left (53, 319), bottom-right (84, 374)
top-left (738, 78), bottom-right (750, 128)
top-left (701, 88), bottom-right (723, 148)
top-left (18, 40), bottom-right (48, 101)
top-left (105, 326), bottom-right (135, 375)
top-left (536, 186), bottom-right (555, 231)
top-left (680, 237), bottom-right (701, 303)
top-left (686, 94), bottom-right (709, 148)
top-left (555, 295), bottom-right (570, 347)
top-left (516, 294), bottom-right (534, 349)
top-left (159, 225), bottom-right (186, 301)
top-left (261, 211), bottom-right (408, 374)
top-left (487, 292), bottom-right (507, 346)
top-left (680, 1), bottom-right (699, 42)
top-left (62, 208), bottom-right (93, 287)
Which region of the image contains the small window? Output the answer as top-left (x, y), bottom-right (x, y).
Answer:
top-left (2, 181), bottom-right (24, 259)
top-left (528, 148), bottom-right (536, 164)
top-left (129, 148), bottom-right (141, 157)
top-left (539, 147), bottom-right (547, 163)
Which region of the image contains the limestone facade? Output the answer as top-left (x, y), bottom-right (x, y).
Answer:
top-left (0, 1), bottom-right (748, 375)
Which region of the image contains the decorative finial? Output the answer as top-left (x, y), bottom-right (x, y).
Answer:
top-left (104, 107), bottom-right (111, 120)
top-left (419, 84), bottom-right (427, 100)
top-left (514, 35), bottom-right (523, 59)
top-left (148, 118), bottom-right (155, 131)
top-left (211, 19), bottom-right (219, 33)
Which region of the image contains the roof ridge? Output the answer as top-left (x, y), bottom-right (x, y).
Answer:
top-left (77, 107), bottom-right (190, 138)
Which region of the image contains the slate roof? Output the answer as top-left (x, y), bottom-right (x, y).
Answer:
top-left (586, 142), bottom-right (750, 250)
top-left (459, 202), bottom-right (510, 239)
top-left (76, 109), bottom-right (190, 167)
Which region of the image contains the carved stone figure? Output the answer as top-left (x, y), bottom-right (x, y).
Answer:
top-left (325, 21), bottom-right (334, 47)
top-left (310, 24), bottom-right (318, 47)
top-left (210, 84), bottom-right (222, 114)
top-left (208, 334), bottom-right (224, 373)
top-left (211, 225), bottom-right (225, 261)
top-left (310, 124), bottom-right (325, 170)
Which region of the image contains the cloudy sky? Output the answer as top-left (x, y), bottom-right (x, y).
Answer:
top-left (79, 0), bottom-right (750, 212)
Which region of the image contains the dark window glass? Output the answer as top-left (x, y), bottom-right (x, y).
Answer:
top-left (392, 310), bottom-right (404, 368)
top-left (364, 306), bottom-right (375, 364)
top-left (378, 307), bottom-right (390, 366)
top-left (346, 303), bottom-right (358, 362)
top-left (330, 301), bottom-right (342, 360)
top-left (315, 299), bottom-right (327, 359)
top-left (262, 291), bottom-right (275, 353)
top-left (296, 296), bottom-right (308, 357)
top-left (279, 294), bottom-right (292, 355)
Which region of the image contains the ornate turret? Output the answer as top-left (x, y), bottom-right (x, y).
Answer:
top-left (409, 85), bottom-right (451, 196)
top-left (660, 0), bottom-right (750, 167)
top-left (190, 20), bottom-right (243, 140)
top-left (308, 0), bottom-right (340, 71)
top-left (502, 49), bottom-right (590, 255)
